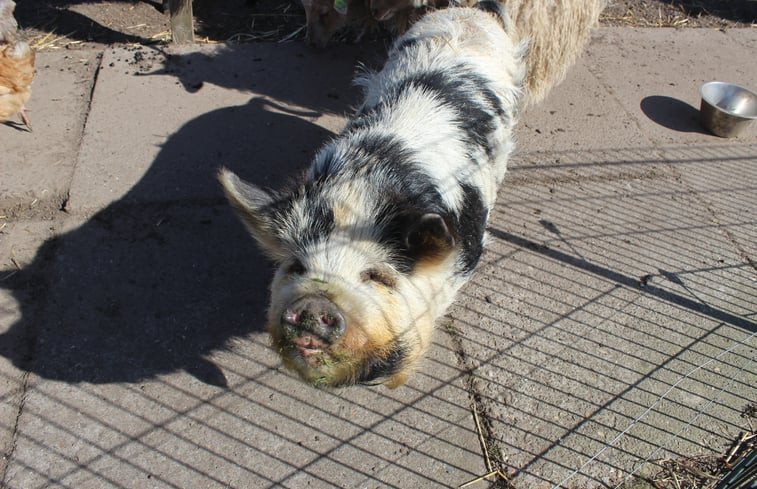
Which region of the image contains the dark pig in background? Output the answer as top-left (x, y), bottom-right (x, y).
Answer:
top-left (300, 0), bottom-right (373, 47)
top-left (299, 0), bottom-right (434, 48)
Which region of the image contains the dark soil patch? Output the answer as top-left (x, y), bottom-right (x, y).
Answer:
top-left (602, 0), bottom-right (757, 27)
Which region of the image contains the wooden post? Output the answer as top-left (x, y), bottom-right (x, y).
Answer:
top-left (168, 0), bottom-right (194, 43)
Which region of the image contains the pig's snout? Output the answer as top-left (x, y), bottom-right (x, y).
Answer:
top-left (281, 296), bottom-right (346, 343)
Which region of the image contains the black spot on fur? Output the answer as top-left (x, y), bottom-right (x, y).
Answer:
top-left (408, 70), bottom-right (498, 155)
top-left (353, 133), bottom-right (415, 172)
top-left (303, 188), bottom-right (335, 246)
top-left (357, 342), bottom-right (408, 384)
top-left (312, 148), bottom-right (344, 181)
top-left (268, 186), bottom-right (335, 251)
top-left (351, 67), bottom-right (508, 160)
top-left (456, 183), bottom-right (487, 274)
top-left (344, 134), bottom-right (441, 211)
top-left (378, 183), bottom-right (486, 275)
top-left (354, 134), bottom-right (451, 274)
top-left (311, 133), bottom-right (416, 182)
top-left (379, 209), bottom-right (452, 273)
top-left (307, 132), bottom-right (453, 273)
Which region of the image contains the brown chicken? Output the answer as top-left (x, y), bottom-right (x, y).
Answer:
top-left (0, 0), bottom-right (34, 130)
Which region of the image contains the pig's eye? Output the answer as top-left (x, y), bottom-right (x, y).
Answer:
top-left (287, 259), bottom-right (306, 275)
top-left (360, 268), bottom-right (396, 288)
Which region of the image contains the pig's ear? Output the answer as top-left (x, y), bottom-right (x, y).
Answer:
top-left (404, 213), bottom-right (456, 262)
top-left (218, 168), bottom-right (286, 261)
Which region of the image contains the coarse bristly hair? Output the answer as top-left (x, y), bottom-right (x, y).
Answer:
top-left (220, 2), bottom-right (527, 388)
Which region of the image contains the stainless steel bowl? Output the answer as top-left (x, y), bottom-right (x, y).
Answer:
top-left (699, 81), bottom-right (757, 138)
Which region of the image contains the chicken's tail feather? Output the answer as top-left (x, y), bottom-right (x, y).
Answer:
top-left (0, 0), bottom-right (19, 43)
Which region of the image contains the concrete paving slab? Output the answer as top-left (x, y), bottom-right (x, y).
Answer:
top-left (582, 28), bottom-right (757, 146)
top-left (726, 27), bottom-right (757, 50)
top-left (658, 143), bottom-right (757, 260)
top-left (66, 43), bottom-right (375, 213)
top-left (516, 62), bottom-right (653, 153)
top-left (0, 51), bottom-right (99, 216)
top-left (7, 337), bottom-right (480, 488)
top-left (451, 141), bottom-right (756, 486)
top-left (497, 166), bottom-right (752, 315)
top-left (0, 219), bottom-right (56, 479)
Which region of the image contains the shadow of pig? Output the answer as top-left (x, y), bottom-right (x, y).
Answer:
top-left (0, 97), bottom-right (337, 387)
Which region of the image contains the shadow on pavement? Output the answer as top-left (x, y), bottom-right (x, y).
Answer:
top-left (0, 96), bottom-right (337, 386)
top-left (640, 95), bottom-right (709, 135)
top-left (148, 42), bottom-right (384, 115)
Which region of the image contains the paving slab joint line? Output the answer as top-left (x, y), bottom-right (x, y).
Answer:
top-left (698, 200), bottom-right (757, 276)
top-left (657, 146), bottom-right (757, 275)
top-left (0, 370), bottom-right (30, 486)
top-left (61, 50), bottom-right (106, 215)
top-left (441, 320), bottom-right (507, 485)
top-left (581, 46), bottom-right (656, 150)
top-left (579, 51), bottom-right (756, 272)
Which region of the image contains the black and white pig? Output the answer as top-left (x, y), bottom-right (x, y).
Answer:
top-left (220, 2), bottom-right (527, 388)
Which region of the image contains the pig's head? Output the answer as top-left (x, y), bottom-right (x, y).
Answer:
top-left (219, 167), bottom-right (463, 388)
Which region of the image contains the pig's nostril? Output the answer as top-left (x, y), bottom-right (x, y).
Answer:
top-left (283, 311), bottom-right (299, 325)
top-left (281, 296), bottom-right (345, 341)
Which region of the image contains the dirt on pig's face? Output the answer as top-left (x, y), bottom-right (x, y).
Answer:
top-left (267, 240), bottom-right (418, 388)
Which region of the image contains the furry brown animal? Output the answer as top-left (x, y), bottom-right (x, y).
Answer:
top-left (0, 0), bottom-right (34, 130)
top-left (506, 0), bottom-right (606, 103)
